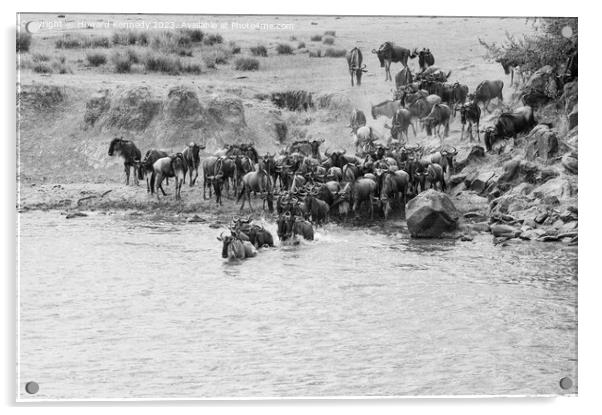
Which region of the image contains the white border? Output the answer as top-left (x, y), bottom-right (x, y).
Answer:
top-left (4, 0), bottom-right (601, 412)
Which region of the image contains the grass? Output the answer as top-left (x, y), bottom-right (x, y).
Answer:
top-left (310, 34), bottom-right (322, 41)
top-left (17, 32), bottom-right (32, 52)
top-left (203, 45), bottom-right (232, 66)
top-left (234, 57), bottom-right (260, 71)
top-left (30, 57), bottom-right (73, 74)
top-left (143, 53), bottom-right (182, 74)
top-left (309, 49), bottom-right (322, 58)
top-left (55, 34), bottom-right (111, 49)
top-left (229, 42), bottom-right (241, 54)
top-left (250, 45), bottom-right (268, 57)
top-left (111, 30), bottom-right (148, 46)
top-left (111, 51), bottom-right (133, 73)
top-left (323, 48), bottom-right (346, 57)
top-left (86, 52), bottom-right (107, 67)
top-left (298, 41), bottom-right (306, 49)
top-left (31, 53), bottom-right (51, 63)
top-left (276, 43), bottom-right (294, 55)
top-left (324, 30), bottom-right (336, 37)
top-left (32, 63), bottom-right (53, 74)
top-left (203, 33), bottom-right (223, 46)
top-left (322, 36), bottom-right (335, 45)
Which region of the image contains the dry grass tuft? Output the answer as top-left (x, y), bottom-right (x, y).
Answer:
top-left (234, 57), bottom-right (260, 71)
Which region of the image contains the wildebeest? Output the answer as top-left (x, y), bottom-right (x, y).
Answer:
top-left (414, 66), bottom-right (451, 82)
top-left (451, 82), bottom-right (469, 116)
top-left (372, 42), bottom-right (412, 81)
top-left (408, 94), bottom-right (441, 125)
top-left (428, 147), bottom-right (457, 176)
top-left (379, 169), bottom-right (410, 219)
top-left (388, 108), bottom-right (416, 143)
top-left (138, 149), bottom-right (169, 193)
top-left (395, 67), bottom-right (413, 90)
top-left (235, 222), bottom-right (275, 248)
top-left (237, 161), bottom-right (271, 211)
top-left (304, 190), bottom-right (330, 225)
top-left (416, 162), bottom-right (446, 192)
top-left (214, 157), bottom-right (238, 196)
top-left (421, 103), bottom-right (451, 141)
top-left (484, 106), bottom-right (536, 152)
top-left (201, 156), bottom-right (218, 200)
top-left (497, 56), bottom-right (525, 86)
top-left (354, 126), bottom-right (376, 153)
top-left (217, 231), bottom-right (257, 260)
top-left (288, 139), bottom-right (325, 161)
top-left (108, 137), bottom-right (141, 185)
top-left (153, 153), bottom-right (187, 200)
top-left (182, 142), bottom-right (206, 186)
top-left (352, 178), bottom-right (378, 219)
top-left (276, 213), bottom-right (314, 242)
top-left (345, 47), bottom-right (367, 87)
top-left (349, 108), bottom-right (367, 135)
top-left (371, 100), bottom-right (401, 119)
top-left (410, 48), bottom-right (435, 72)
top-left (474, 80), bottom-right (504, 113)
top-left (458, 101), bottom-right (481, 141)
top-left (324, 148), bottom-right (347, 169)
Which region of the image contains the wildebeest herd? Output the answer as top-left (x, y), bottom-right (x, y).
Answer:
top-left (107, 40), bottom-right (548, 260)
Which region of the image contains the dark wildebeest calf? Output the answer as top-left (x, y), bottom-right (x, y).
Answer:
top-left (346, 47), bottom-right (367, 87)
top-left (108, 137), bottom-right (141, 185)
top-left (458, 100), bottom-right (481, 142)
top-left (138, 149), bottom-right (169, 193)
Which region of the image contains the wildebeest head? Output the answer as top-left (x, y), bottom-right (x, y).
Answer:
top-left (108, 137), bottom-right (125, 156)
top-left (440, 146), bottom-right (458, 173)
top-left (310, 138), bottom-right (325, 159)
top-left (324, 148), bottom-right (346, 169)
top-left (188, 142), bottom-right (206, 161)
top-left (276, 213), bottom-right (293, 241)
top-left (372, 42), bottom-right (392, 67)
top-left (483, 126), bottom-right (497, 151)
top-left (217, 231), bottom-right (234, 258)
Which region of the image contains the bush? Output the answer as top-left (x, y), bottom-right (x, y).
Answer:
top-left (203, 57), bottom-right (217, 69)
top-left (51, 60), bottom-right (72, 74)
top-left (310, 34), bottom-right (322, 41)
top-left (324, 30), bottom-right (336, 37)
top-left (289, 35), bottom-right (297, 41)
top-left (180, 28), bottom-right (204, 43)
top-left (276, 43), bottom-right (293, 55)
top-left (203, 33), bottom-right (223, 46)
top-left (32, 53), bottom-right (50, 62)
top-left (322, 36), bottom-right (335, 45)
top-left (33, 63), bottom-right (52, 73)
top-left (297, 41), bottom-right (306, 49)
top-left (90, 36), bottom-right (110, 48)
top-left (143, 53), bottom-right (181, 74)
top-left (250, 45), bottom-right (267, 57)
top-left (479, 17), bottom-right (577, 81)
top-left (181, 62), bottom-right (202, 74)
top-left (17, 32), bottom-right (32, 52)
top-left (205, 46), bottom-right (231, 65)
top-left (150, 31), bottom-right (192, 52)
top-left (125, 48), bottom-right (139, 64)
top-left (111, 30), bottom-right (144, 46)
top-left (55, 36), bottom-right (82, 49)
top-left (55, 34), bottom-right (110, 49)
top-left (111, 51), bottom-right (133, 73)
top-left (234, 57), bottom-right (260, 71)
top-left (176, 48), bottom-right (193, 57)
top-left (309, 49), bottom-right (322, 58)
top-left (229, 42), bottom-right (241, 54)
top-left (323, 47), bottom-right (346, 57)
top-left (86, 52), bottom-right (107, 66)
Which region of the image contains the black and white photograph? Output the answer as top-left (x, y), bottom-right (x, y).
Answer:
top-left (15, 10), bottom-right (579, 401)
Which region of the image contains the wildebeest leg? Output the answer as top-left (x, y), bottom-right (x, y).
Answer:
top-left (124, 163), bottom-right (130, 185)
top-left (155, 173), bottom-right (163, 200)
top-left (476, 120), bottom-right (480, 142)
top-left (385, 60), bottom-right (391, 81)
top-left (461, 123), bottom-right (465, 141)
top-left (350, 70), bottom-right (354, 87)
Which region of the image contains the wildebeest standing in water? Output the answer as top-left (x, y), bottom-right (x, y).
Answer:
top-left (379, 169), bottom-right (410, 220)
top-left (108, 137), bottom-right (141, 185)
top-left (217, 231), bottom-right (257, 260)
top-left (372, 42), bottom-right (412, 82)
top-left (345, 47), bottom-right (367, 87)
top-left (138, 149), bottom-right (169, 193)
top-left (276, 213), bottom-right (314, 242)
top-left (152, 153), bottom-right (187, 200)
top-left (182, 142), bottom-right (206, 186)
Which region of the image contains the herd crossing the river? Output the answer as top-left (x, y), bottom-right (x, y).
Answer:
top-left (107, 40), bottom-right (557, 260)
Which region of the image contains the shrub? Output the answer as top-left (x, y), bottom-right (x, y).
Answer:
top-left (111, 51), bottom-right (133, 73)
top-left (276, 43), bottom-right (293, 55)
top-left (55, 36), bottom-right (82, 49)
top-left (32, 53), bottom-right (50, 62)
top-left (310, 34), bottom-right (322, 41)
top-left (55, 34), bottom-right (110, 49)
top-left (324, 30), bottom-right (336, 37)
top-left (90, 36), bottom-right (110, 48)
top-left (181, 62), bottom-right (202, 74)
top-left (203, 33), bottom-right (223, 46)
top-left (479, 17), bottom-right (577, 82)
top-left (51, 60), bottom-right (72, 74)
top-left (33, 63), bottom-right (52, 73)
top-left (289, 35), bottom-right (297, 41)
top-left (323, 47), bottom-right (346, 57)
top-left (205, 46), bottom-right (231, 65)
top-left (186, 29), bottom-right (204, 43)
top-left (150, 31), bottom-right (192, 52)
top-left (86, 52), bottom-right (107, 66)
top-left (297, 41), bottom-right (306, 49)
top-left (143, 52), bottom-right (181, 74)
top-left (176, 48), bottom-right (193, 57)
top-left (203, 57), bottom-right (217, 69)
top-left (309, 49), bottom-right (322, 58)
top-left (17, 32), bottom-right (32, 52)
top-left (229, 42), bottom-right (241, 54)
top-left (322, 36), bottom-right (335, 45)
top-left (250, 45), bottom-right (267, 57)
top-left (125, 48), bottom-right (139, 64)
top-left (234, 57), bottom-right (259, 71)
top-left (111, 30), bottom-right (142, 46)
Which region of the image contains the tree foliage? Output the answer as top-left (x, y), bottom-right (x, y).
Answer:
top-left (479, 17), bottom-right (577, 76)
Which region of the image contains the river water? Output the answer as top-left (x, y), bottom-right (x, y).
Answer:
top-left (17, 211), bottom-right (577, 399)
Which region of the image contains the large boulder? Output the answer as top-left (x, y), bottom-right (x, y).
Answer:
top-left (406, 190), bottom-right (460, 238)
top-left (562, 152), bottom-right (578, 174)
top-left (454, 145), bottom-right (486, 172)
top-left (525, 124), bottom-right (559, 162)
top-left (464, 169), bottom-right (499, 193)
top-left (568, 104), bottom-right (578, 130)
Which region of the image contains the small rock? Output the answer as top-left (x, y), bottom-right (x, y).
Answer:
top-left (460, 234), bottom-right (474, 241)
top-left (187, 215), bottom-right (207, 223)
top-left (562, 153), bottom-right (578, 174)
top-left (468, 222), bottom-right (490, 233)
top-left (449, 173), bottom-right (467, 187)
top-left (208, 223), bottom-right (221, 229)
top-left (535, 212), bottom-right (548, 224)
top-left (490, 223), bottom-right (521, 238)
top-left (66, 212), bottom-right (88, 219)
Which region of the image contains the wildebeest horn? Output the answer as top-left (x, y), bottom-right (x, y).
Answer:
top-left (324, 148), bottom-right (332, 157)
